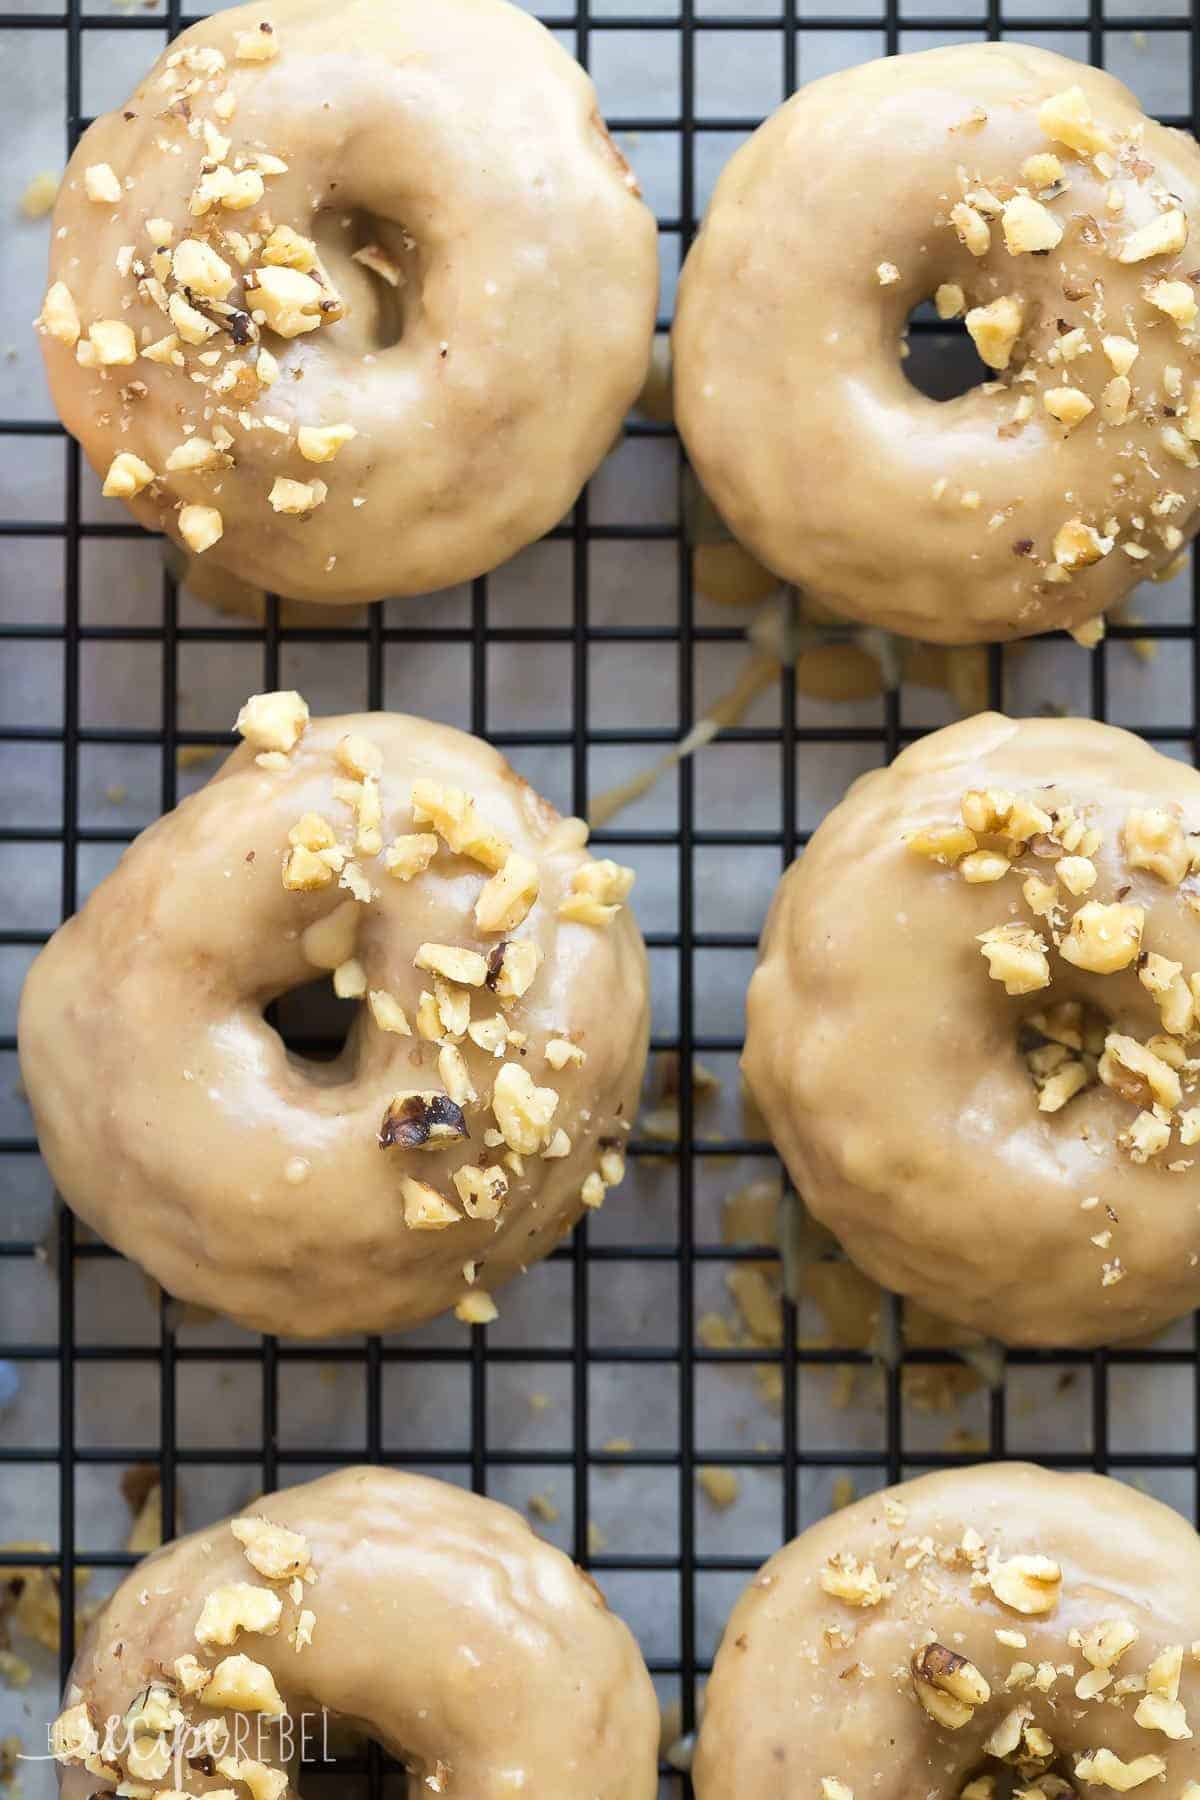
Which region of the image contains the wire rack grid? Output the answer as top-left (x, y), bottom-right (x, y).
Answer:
top-left (2, 0), bottom-right (1200, 1794)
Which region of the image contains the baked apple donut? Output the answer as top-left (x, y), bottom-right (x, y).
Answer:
top-left (673, 42), bottom-right (1200, 643)
top-left (18, 697), bottom-right (648, 1337)
top-left (744, 711), bottom-right (1200, 1348)
top-left (695, 1461), bottom-right (1200, 1798)
top-left (50, 1466), bottom-right (660, 1799)
top-left (35, 0), bottom-right (657, 605)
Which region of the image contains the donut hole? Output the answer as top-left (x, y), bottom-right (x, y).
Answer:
top-left (310, 207), bottom-right (419, 353)
top-left (269, 975), bottom-right (362, 1083)
top-left (961, 1758), bottom-right (1078, 1796)
top-left (903, 299), bottom-right (992, 403)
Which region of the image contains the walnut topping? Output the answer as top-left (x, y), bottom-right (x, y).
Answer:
top-left (1099, 1031), bottom-right (1181, 1112)
top-left (820, 1783), bottom-right (853, 1800)
top-left (959, 850), bottom-right (1010, 883)
top-left (367, 990), bottom-right (412, 1036)
top-left (298, 423), bottom-right (357, 464)
top-left (546, 1038), bottom-right (585, 1070)
top-left (102, 452), bottom-right (156, 499)
top-left (246, 265), bottom-right (330, 337)
top-left (935, 283), bottom-right (965, 320)
top-left (415, 943), bottom-right (488, 987)
top-left (819, 1552), bottom-right (887, 1607)
top-left (1122, 1110), bottom-right (1171, 1163)
top-left (1022, 151), bottom-right (1064, 188)
top-left (1101, 376), bottom-right (1132, 425)
top-left (332, 958), bottom-right (366, 999)
top-left (268, 476), bottom-right (327, 515)
top-left (1002, 194), bottom-right (1063, 255)
top-left (172, 238), bottom-right (235, 301)
top-left (1139, 954), bottom-right (1194, 1036)
top-left (283, 846), bottom-right (334, 890)
top-left (950, 201), bottom-right (991, 257)
top-left (216, 1757), bottom-right (288, 1800)
top-left (179, 504), bottom-right (224, 555)
top-left (1059, 900), bottom-right (1144, 974)
top-left (1118, 209), bottom-right (1188, 264)
top-left (49, 1701), bottom-right (96, 1763)
top-left (965, 295), bottom-right (1024, 371)
top-left (235, 21), bottom-right (279, 60)
top-left (438, 1043), bottom-right (476, 1107)
top-left (453, 1162), bottom-right (509, 1220)
top-left (1053, 518), bottom-right (1111, 568)
top-left (1055, 855), bottom-right (1096, 896)
top-left (1149, 279), bottom-right (1198, 328)
top-left (236, 690), bottom-right (308, 753)
top-left (1038, 86), bottom-right (1113, 157)
top-left (383, 833), bottom-right (439, 880)
top-left (169, 291), bottom-right (219, 345)
top-left (455, 1290), bottom-right (498, 1324)
top-left (978, 923), bottom-right (1051, 996)
top-left (166, 437), bottom-right (232, 475)
top-left (911, 1642), bottom-right (991, 1729)
top-left (201, 1654), bottom-right (285, 1715)
top-left (1123, 807), bottom-right (1190, 884)
top-left (988, 1554), bottom-right (1062, 1615)
top-left (1103, 334), bottom-right (1139, 376)
top-left (473, 852), bottom-right (540, 934)
top-left (231, 1515), bottom-right (311, 1582)
top-left (876, 261), bottom-right (901, 286)
top-left (379, 1092), bottom-right (469, 1151)
top-left (37, 280), bottom-right (81, 347)
top-left (87, 318), bottom-right (137, 365)
top-left (1043, 387), bottom-right (1094, 431)
top-left (1135, 1644), bottom-right (1190, 1738)
top-left (559, 858), bottom-right (636, 925)
top-left (905, 822), bottom-right (977, 864)
top-left (174, 1652), bottom-right (211, 1697)
top-left (84, 161), bottom-right (122, 204)
top-left (195, 1580), bottom-right (282, 1647)
top-left (411, 779), bottom-right (509, 870)
top-left (1073, 1751), bottom-right (1165, 1791)
top-left (492, 1062), bottom-right (558, 1154)
top-left (486, 938), bottom-right (543, 999)
top-left (400, 1176), bottom-right (461, 1230)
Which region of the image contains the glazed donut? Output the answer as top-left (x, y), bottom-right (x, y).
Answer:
top-left (18, 697), bottom-right (648, 1337)
top-left (49, 1466), bottom-right (659, 1798)
top-left (695, 1461), bottom-right (1200, 1798)
top-left (673, 42), bottom-right (1200, 644)
top-left (744, 712), bottom-right (1200, 1348)
top-left (36, 0), bottom-right (658, 605)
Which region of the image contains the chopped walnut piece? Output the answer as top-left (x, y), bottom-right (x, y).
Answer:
top-left (165, 437), bottom-right (231, 475)
top-left (1022, 151), bottom-right (1064, 188)
top-left (559, 858), bottom-right (636, 925)
top-left (546, 1038), bottom-right (585, 1070)
top-left (261, 224), bottom-right (317, 271)
top-left (83, 161), bottom-right (122, 204)
top-left (195, 1580), bottom-right (282, 1647)
top-left (1139, 953), bottom-right (1194, 1037)
top-left (415, 943), bottom-right (488, 987)
top-left (492, 1062), bottom-right (558, 1155)
top-left (1099, 1031), bottom-right (1181, 1112)
top-left (332, 957), bottom-right (366, 999)
top-left (168, 290), bottom-right (219, 345)
top-left (819, 1552), bottom-right (886, 1607)
top-left (1122, 1109), bottom-right (1171, 1162)
top-left (935, 283), bottom-right (965, 319)
top-left (201, 1654), bottom-right (285, 1715)
top-left (1124, 807), bottom-right (1190, 884)
top-left (1059, 901), bottom-right (1143, 974)
top-left (982, 1706), bottom-right (1029, 1760)
top-left (905, 822), bottom-right (977, 864)
top-left (237, 690), bottom-right (309, 753)
top-left (352, 242), bottom-right (404, 285)
top-left (88, 318), bottom-right (137, 365)
top-left (988, 1553), bottom-right (1061, 1615)
top-left (486, 938), bottom-right (543, 1000)
top-left (367, 990), bottom-right (411, 1036)
top-left (1103, 334), bottom-right (1139, 376)
top-left (959, 850), bottom-right (1010, 884)
top-left (380, 1091), bottom-right (468, 1152)
top-left (269, 476), bottom-right (326, 515)
top-left (1149, 279), bottom-right (1198, 328)
top-left (282, 845), bottom-right (334, 890)
top-left (1179, 1106), bottom-right (1200, 1146)
top-left (453, 1162), bottom-right (509, 1221)
top-left (950, 201), bottom-right (990, 257)
top-left (49, 1701), bottom-right (95, 1763)
top-left (438, 1043), bottom-right (476, 1107)
top-left (1053, 518), bottom-right (1111, 568)
top-left (102, 452), bottom-right (156, 499)
top-left (1044, 387), bottom-right (1094, 430)
top-left (819, 1783), bottom-right (853, 1800)
top-left (172, 237), bottom-right (235, 300)
top-left (475, 852), bottom-right (540, 934)
top-left (411, 779), bottom-right (509, 870)
top-left (37, 280), bottom-right (81, 347)
top-left (1101, 376), bottom-right (1132, 425)
top-left (455, 1290), bottom-right (498, 1325)
top-left (1073, 1751), bottom-right (1166, 1791)
top-left (1118, 210), bottom-right (1188, 264)
top-left (911, 1642), bottom-right (991, 1729)
top-left (383, 833), bottom-right (439, 881)
top-left (1038, 86), bottom-right (1113, 157)
top-left (1002, 194), bottom-right (1063, 255)
top-left (235, 21), bottom-right (280, 60)
top-left (230, 1515), bottom-right (311, 1582)
top-left (1055, 855), bottom-right (1096, 896)
top-left (400, 1176), bottom-right (461, 1230)
top-left (1035, 1057), bottom-right (1091, 1113)
top-left (965, 295), bottom-right (1024, 371)
top-left (1135, 1646), bottom-right (1190, 1738)
top-left (246, 265), bottom-right (328, 337)
top-left (179, 504), bottom-right (224, 555)
top-left (298, 422), bottom-right (357, 463)
top-left (978, 923), bottom-right (1051, 996)
top-left (216, 1757), bottom-right (288, 1800)
top-left (173, 1652), bottom-right (211, 1697)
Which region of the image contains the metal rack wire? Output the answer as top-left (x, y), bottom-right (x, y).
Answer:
top-left (2, 0), bottom-right (1200, 1793)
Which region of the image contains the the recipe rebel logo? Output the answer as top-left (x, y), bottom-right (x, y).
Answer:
top-left (29, 1705), bottom-right (331, 1774)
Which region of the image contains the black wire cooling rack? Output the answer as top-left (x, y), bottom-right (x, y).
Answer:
top-left (3, 0), bottom-right (1200, 1793)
